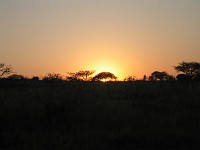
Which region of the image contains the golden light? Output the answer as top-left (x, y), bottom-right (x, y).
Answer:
top-left (101, 79), bottom-right (107, 82)
top-left (80, 48), bottom-right (128, 81)
top-left (92, 63), bottom-right (121, 80)
top-left (95, 64), bottom-right (117, 75)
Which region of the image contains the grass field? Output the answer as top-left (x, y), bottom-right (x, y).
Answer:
top-left (0, 80), bottom-right (200, 150)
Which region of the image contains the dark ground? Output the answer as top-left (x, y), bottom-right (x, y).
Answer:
top-left (0, 79), bottom-right (200, 150)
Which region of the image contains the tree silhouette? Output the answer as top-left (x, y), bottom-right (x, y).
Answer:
top-left (31, 76), bottom-right (39, 81)
top-left (176, 74), bottom-right (190, 81)
top-left (124, 76), bottom-right (135, 81)
top-left (92, 72), bottom-right (117, 81)
top-left (149, 71), bottom-right (173, 81)
top-left (43, 73), bottom-right (63, 81)
top-left (174, 61), bottom-right (200, 80)
top-left (67, 70), bottom-right (95, 81)
top-left (7, 74), bottom-right (25, 80)
top-left (0, 63), bottom-right (12, 77)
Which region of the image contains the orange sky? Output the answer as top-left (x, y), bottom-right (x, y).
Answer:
top-left (0, 0), bottom-right (200, 80)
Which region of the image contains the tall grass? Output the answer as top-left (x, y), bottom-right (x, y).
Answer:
top-left (0, 80), bottom-right (200, 150)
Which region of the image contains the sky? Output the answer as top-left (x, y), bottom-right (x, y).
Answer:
top-left (0, 0), bottom-right (200, 80)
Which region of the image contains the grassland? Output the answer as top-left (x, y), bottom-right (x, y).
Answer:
top-left (0, 80), bottom-right (200, 150)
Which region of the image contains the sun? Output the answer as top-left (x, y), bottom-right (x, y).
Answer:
top-left (96, 65), bottom-right (116, 74)
top-left (84, 59), bottom-right (125, 80)
top-left (94, 64), bottom-right (119, 77)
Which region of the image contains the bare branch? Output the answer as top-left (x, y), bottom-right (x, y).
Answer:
top-left (0, 63), bottom-right (13, 77)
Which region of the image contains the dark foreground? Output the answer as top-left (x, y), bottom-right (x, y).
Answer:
top-left (0, 80), bottom-right (200, 150)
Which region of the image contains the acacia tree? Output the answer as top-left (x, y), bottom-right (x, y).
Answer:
top-left (124, 76), bottom-right (135, 81)
top-left (149, 71), bottom-right (173, 81)
top-left (42, 73), bottom-right (63, 81)
top-left (92, 72), bottom-right (117, 81)
top-left (0, 63), bottom-right (13, 77)
top-left (174, 61), bottom-right (200, 80)
top-left (66, 70), bottom-right (95, 81)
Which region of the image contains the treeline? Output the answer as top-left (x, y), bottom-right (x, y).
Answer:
top-left (0, 61), bottom-right (200, 82)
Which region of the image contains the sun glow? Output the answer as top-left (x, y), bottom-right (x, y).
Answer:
top-left (94, 64), bottom-right (119, 79)
top-left (83, 55), bottom-right (127, 81)
top-left (96, 65), bottom-right (116, 74)
top-left (101, 79), bottom-right (107, 82)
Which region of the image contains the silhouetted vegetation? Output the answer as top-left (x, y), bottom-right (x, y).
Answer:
top-left (174, 61), bottom-right (200, 81)
top-left (0, 63), bottom-right (12, 77)
top-left (66, 70), bottom-right (95, 81)
top-left (149, 71), bottom-right (175, 81)
top-left (176, 73), bottom-right (190, 81)
top-left (0, 80), bottom-right (200, 150)
top-left (42, 73), bottom-right (63, 81)
top-left (143, 75), bottom-right (147, 81)
top-left (92, 72), bottom-right (117, 81)
top-left (124, 75), bottom-right (136, 81)
top-left (31, 76), bottom-right (39, 81)
top-left (0, 61), bottom-right (200, 150)
top-left (7, 74), bottom-right (25, 80)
